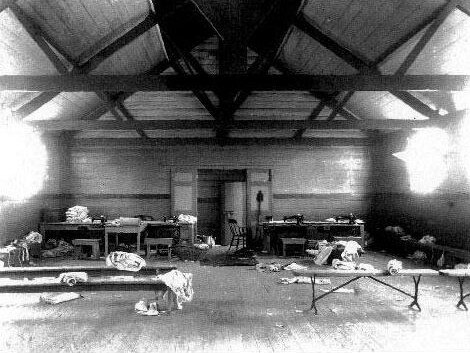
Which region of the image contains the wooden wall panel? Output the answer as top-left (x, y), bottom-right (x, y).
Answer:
top-left (370, 133), bottom-right (470, 250)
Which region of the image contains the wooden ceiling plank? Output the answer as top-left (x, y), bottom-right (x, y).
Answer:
top-left (15, 13), bottom-right (158, 119)
top-left (8, 4), bottom-right (70, 74)
top-left (29, 117), bottom-right (457, 131)
top-left (395, 0), bottom-right (459, 75)
top-left (295, 14), bottom-right (443, 119)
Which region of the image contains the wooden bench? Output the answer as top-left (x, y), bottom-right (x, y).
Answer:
top-left (145, 238), bottom-right (174, 260)
top-left (293, 268), bottom-right (439, 314)
top-left (439, 269), bottom-right (470, 310)
top-left (0, 265), bottom-right (176, 293)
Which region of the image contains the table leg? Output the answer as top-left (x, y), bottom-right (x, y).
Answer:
top-left (310, 275), bottom-right (318, 315)
top-left (104, 232), bottom-right (109, 256)
top-left (457, 277), bottom-right (469, 311)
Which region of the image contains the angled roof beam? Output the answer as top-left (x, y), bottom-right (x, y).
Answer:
top-left (395, 0), bottom-right (459, 75)
top-left (15, 13), bottom-right (158, 118)
top-left (293, 100), bottom-right (327, 140)
top-left (327, 91), bottom-right (355, 121)
top-left (10, 4), bottom-right (149, 140)
top-left (295, 14), bottom-right (444, 119)
top-left (29, 117), bottom-right (459, 131)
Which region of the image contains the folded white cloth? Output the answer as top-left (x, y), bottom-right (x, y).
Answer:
top-left (387, 259), bottom-right (402, 275)
top-left (106, 251), bottom-right (146, 272)
top-left (283, 262), bottom-right (308, 271)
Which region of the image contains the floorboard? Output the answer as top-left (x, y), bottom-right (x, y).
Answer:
top-left (0, 250), bottom-right (469, 352)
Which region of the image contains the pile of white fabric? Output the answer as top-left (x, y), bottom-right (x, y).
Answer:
top-left (177, 214), bottom-right (197, 224)
top-left (106, 251), bottom-right (146, 272)
top-left (65, 206), bottom-right (90, 223)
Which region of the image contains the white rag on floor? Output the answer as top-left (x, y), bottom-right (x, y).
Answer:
top-left (106, 251), bottom-right (146, 272)
top-left (156, 269), bottom-right (193, 310)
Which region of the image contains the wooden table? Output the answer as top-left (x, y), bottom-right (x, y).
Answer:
top-left (39, 222), bottom-right (104, 239)
top-left (104, 223), bottom-right (147, 256)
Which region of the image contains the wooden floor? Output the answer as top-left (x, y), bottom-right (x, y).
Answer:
top-left (0, 250), bottom-right (469, 353)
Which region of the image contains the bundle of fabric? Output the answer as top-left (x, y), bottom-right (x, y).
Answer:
top-left (387, 259), bottom-right (403, 275)
top-left (156, 269), bottom-right (193, 310)
top-left (332, 258), bottom-right (356, 270)
top-left (41, 240), bottom-right (75, 258)
top-left (418, 235), bottom-right (436, 245)
top-left (408, 250), bottom-right (427, 262)
top-left (106, 251), bottom-right (146, 272)
top-left (58, 272), bottom-right (89, 286)
top-left (339, 240), bottom-right (364, 262)
top-left (65, 206), bottom-right (90, 223)
top-left (177, 214), bottom-right (197, 224)
top-left (24, 231), bottom-right (42, 244)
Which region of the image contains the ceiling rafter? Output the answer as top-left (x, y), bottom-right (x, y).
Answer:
top-left (5, 74), bottom-right (469, 92)
top-left (327, 91), bottom-right (355, 121)
top-left (69, 137), bottom-right (371, 148)
top-left (15, 12), bottom-right (158, 119)
top-left (9, 4), bottom-right (149, 139)
top-left (293, 100), bottom-right (327, 140)
top-left (29, 116), bottom-right (459, 131)
top-left (395, 0), bottom-right (459, 75)
top-left (294, 13), bottom-right (445, 120)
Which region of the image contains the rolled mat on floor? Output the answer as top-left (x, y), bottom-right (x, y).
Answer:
top-left (387, 259), bottom-right (403, 275)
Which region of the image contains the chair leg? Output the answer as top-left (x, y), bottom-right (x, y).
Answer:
top-left (228, 234), bottom-right (235, 251)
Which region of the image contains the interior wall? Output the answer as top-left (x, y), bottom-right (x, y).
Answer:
top-left (0, 134), bottom-right (71, 245)
top-left (64, 143), bottom-right (373, 224)
top-left (370, 132), bottom-right (470, 250)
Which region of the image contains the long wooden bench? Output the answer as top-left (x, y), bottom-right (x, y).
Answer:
top-left (439, 269), bottom-right (470, 310)
top-left (293, 268), bottom-right (439, 314)
top-left (0, 265), bottom-right (176, 293)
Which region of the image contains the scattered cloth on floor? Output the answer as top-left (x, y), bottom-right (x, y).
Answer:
top-left (65, 205), bottom-right (90, 223)
top-left (193, 243), bottom-right (210, 250)
top-left (106, 251), bottom-right (146, 272)
top-left (339, 241), bottom-right (364, 262)
top-left (283, 262), bottom-right (308, 271)
top-left (40, 292), bottom-right (82, 304)
top-left (155, 269), bottom-right (193, 310)
top-left (58, 272), bottom-right (89, 286)
top-left (41, 240), bottom-right (75, 258)
top-left (332, 259), bottom-right (356, 270)
top-left (408, 250), bottom-right (427, 262)
top-left (387, 259), bottom-right (403, 275)
top-left (400, 235), bottom-right (413, 241)
top-left (279, 277), bottom-right (331, 285)
top-left (255, 262), bottom-right (282, 272)
top-left (320, 288), bottom-right (355, 294)
top-left (418, 235), bottom-right (436, 245)
top-left (454, 263), bottom-right (470, 269)
top-left (356, 263), bottom-right (375, 271)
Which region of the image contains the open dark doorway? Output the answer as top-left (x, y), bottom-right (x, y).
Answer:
top-left (197, 169), bottom-right (246, 245)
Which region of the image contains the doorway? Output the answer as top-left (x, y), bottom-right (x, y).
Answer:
top-left (197, 169), bottom-right (246, 245)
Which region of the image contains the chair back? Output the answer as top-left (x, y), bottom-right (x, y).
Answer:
top-left (228, 218), bottom-right (244, 237)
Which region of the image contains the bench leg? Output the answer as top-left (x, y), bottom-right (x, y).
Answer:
top-left (457, 277), bottom-right (469, 311)
top-left (308, 276), bottom-right (361, 315)
top-left (408, 276), bottom-right (421, 311)
top-left (368, 275), bottom-right (422, 311)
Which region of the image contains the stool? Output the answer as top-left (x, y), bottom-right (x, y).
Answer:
top-left (280, 238), bottom-right (306, 257)
top-left (72, 239), bottom-right (100, 259)
top-left (145, 238), bottom-right (173, 261)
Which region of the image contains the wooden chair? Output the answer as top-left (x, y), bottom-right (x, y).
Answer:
top-left (227, 219), bottom-right (247, 252)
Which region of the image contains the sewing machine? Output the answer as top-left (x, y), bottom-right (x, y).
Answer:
top-left (283, 214), bottom-right (304, 225)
